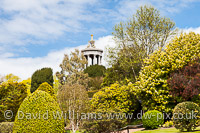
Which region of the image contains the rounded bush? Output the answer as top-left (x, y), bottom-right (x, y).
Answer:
top-left (36, 82), bottom-right (56, 100)
top-left (13, 90), bottom-right (64, 133)
top-left (142, 110), bottom-right (164, 129)
top-left (173, 102), bottom-right (200, 132)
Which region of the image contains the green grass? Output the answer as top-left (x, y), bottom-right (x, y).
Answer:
top-left (134, 127), bottom-right (200, 133)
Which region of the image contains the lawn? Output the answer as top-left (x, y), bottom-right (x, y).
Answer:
top-left (134, 127), bottom-right (200, 133)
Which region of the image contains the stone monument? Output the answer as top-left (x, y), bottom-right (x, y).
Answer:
top-left (81, 35), bottom-right (103, 67)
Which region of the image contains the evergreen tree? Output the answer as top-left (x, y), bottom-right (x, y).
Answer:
top-left (30, 68), bottom-right (53, 93)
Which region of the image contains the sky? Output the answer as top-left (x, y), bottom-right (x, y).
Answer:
top-left (0, 0), bottom-right (200, 80)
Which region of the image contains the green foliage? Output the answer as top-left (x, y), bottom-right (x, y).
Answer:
top-left (82, 109), bottom-right (126, 133)
top-left (173, 102), bottom-right (200, 132)
top-left (102, 66), bottom-right (136, 87)
top-left (105, 5), bottom-right (177, 85)
top-left (0, 82), bottom-right (28, 122)
top-left (142, 110), bottom-right (164, 129)
top-left (0, 122), bottom-right (14, 133)
top-left (88, 77), bottom-right (103, 91)
top-left (134, 32), bottom-right (200, 112)
top-left (36, 82), bottom-right (56, 100)
top-left (53, 75), bottom-right (60, 94)
top-left (163, 121), bottom-right (173, 128)
top-left (84, 65), bottom-right (106, 77)
top-left (31, 67), bottom-right (53, 93)
top-left (87, 90), bottom-right (98, 98)
top-left (91, 82), bottom-right (139, 113)
top-left (21, 78), bottom-right (31, 94)
top-left (13, 90), bottom-right (64, 133)
top-left (4, 74), bottom-right (20, 82)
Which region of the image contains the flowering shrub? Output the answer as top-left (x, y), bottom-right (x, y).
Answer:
top-left (168, 58), bottom-right (200, 102)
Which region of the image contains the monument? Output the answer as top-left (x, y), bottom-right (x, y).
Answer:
top-left (81, 35), bottom-right (103, 67)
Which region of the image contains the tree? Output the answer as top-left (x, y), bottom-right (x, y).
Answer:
top-left (0, 74), bottom-right (20, 83)
top-left (168, 58), bottom-right (200, 103)
top-left (56, 49), bottom-right (89, 133)
top-left (0, 82), bottom-right (29, 122)
top-left (84, 65), bottom-right (106, 77)
top-left (134, 32), bottom-right (200, 112)
top-left (31, 67), bottom-right (53, 93)
top-left (105, 5), bottom-right (177, 85)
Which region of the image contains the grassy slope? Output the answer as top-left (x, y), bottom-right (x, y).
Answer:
top-left (134, 127), bottom-right (200, 133)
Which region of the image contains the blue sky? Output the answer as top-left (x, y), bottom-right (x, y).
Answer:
top-left (0, 0), bottom-right (200, 79)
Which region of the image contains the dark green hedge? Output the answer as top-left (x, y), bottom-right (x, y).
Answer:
top-left (31, 67), bottom-right (53, 93)
top-left (84, 65), bottom-right (106, 77)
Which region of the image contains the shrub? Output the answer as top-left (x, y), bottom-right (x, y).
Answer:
top-left (13, 91), bottom-right (64, 133)
top-left (31, 67), bottom-right (53, 93)
top-left (134, 32), bottom-right (200, 112)
top-left (91, 82), bottom-right (139, 114)
top-left (173, 102), bottom-right (200, 132)
top-left (87, 90), bottom-right (98, 98)
top-left (0, 82), bottom-right (28, 122)
top-left (168, 58), bottom-right (200, 103)
top-left (88, 77), bottom-right (103, 91)
top-left (142, 110), bottom-right (164, 129)
top-left (84, 65), bottom-right (106, 77)
top-left (0, 122), bottom-right (14, 133)
top-left (82, 109), bottom-right (126, 133)
top-left (36, 82), bottom-right (56, 100)
top-left (163, 121), bottom-right (173, 128)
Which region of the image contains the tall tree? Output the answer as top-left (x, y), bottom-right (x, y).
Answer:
top-left (105, 5), bottom-right (177, 85)
top-left (56, 49), bottom-right (89, 133)
top-left (31, 68), bottom-right (53, 93)
top-left (0, 82), bottom-right (28, 122)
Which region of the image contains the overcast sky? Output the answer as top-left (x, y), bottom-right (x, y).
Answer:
top-left (0, 0), bottom-right (200, 80)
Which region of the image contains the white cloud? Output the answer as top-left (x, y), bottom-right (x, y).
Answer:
top-left (182, 27), bottom-right (200, 34)
top-left (0, 0), bottom-right (98, 47)
top-left (0, 35), bottom-right (115, 80)
top-left (115, 0), bottom-right (200, 21)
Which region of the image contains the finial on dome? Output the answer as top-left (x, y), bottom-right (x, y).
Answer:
top-left (91, 34), bottom-right (93, 40)
top-left (87, 34), bottom-right (95, 48)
